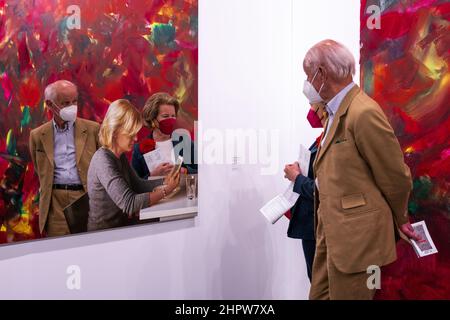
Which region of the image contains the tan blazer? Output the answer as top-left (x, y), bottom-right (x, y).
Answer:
top-left (313, 85), bottom-right (412, 274)
top-left (29, 118), bottom-right (100, 234)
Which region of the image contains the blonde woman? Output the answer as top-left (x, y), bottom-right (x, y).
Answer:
top-left (87, 99), bottom-right (180, 231)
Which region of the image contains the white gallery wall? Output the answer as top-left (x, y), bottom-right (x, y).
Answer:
top-left (0, 0), bottom-right (359, 299)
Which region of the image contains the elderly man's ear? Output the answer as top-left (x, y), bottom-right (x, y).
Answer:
top-left (319, 66), bottom-right (328, 79)
top-left (317, 66), bottom-right (328, 82)
top-left (45, 100), bottom-right (60, 118)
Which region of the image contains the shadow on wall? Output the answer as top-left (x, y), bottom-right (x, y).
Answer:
top-left (217, 166), bottom-right (273, 299)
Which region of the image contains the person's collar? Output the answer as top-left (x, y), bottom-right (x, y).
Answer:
top-left (52, 118), bottom-right (74, 132)
top-left (325, 82), bottom-right (355, 116)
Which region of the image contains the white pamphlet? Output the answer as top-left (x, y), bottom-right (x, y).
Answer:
top-left (298, 144), bottom-right (311, 177)
top-left (410, 220), bottom-right (438, 258)
top-left (143, 142), bottom-right (176, 174)
top-left (260, 144), bottom-right (311, 224)
top-left (143, 148), bottom-right (166, 173)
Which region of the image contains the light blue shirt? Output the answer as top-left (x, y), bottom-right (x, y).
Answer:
top-left (53, 120), bottom-right (82, 185)
top-left (321, 82), bottom-right (356, 146)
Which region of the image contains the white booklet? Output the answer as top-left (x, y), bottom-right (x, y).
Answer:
top-left (260, 144), bottom-right (311, 224)
top-left (143, 148), bottom-right (175, 174)
top-left (410, 220), bottom-right (438, 258)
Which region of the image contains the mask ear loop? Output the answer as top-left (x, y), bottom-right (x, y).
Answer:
top-left (48, 101), bottom-right (64, 123)
top-left (318, 69), bottom-right (326, 95)
top-left (311, 68), bottom-right (325, 96)
top-left (318, 82), bottom-right (325, 95)
top-left (48, 100), bottom-right (62, 113)
top-left (311, 68), bottom-right (319, 84)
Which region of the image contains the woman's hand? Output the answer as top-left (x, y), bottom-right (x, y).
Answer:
top-left (164, 170), bottom-right (181, 193)
top-left (149, 171), bottom-right (180, 205)
top-left (151, 162), bottom-right (174, 176)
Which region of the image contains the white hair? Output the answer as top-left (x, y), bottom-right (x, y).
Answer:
top-left (44, 80), bottom-right (77, 102)
top-left (303, 40), bottom-right (355, 81)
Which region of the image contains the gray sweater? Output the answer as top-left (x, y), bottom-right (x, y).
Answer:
top-left (87, 147), bottom-right (162, 231)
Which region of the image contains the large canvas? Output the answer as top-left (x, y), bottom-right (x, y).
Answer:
top-left (0, 0), bottom-right (198, 244)
top-left (361, 0), bottom-right (449, 299)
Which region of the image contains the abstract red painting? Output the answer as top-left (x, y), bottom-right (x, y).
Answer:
top-left (361, 0), bottom-right (449, 299)
top-left (0, 0), bottom-right (198, 244)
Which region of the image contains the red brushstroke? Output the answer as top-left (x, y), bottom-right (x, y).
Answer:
top-left (361, 0), bottom-right (450, 299)
top-left (0, 0), bottom-right (198, 243)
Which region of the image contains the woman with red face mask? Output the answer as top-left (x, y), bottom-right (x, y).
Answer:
top-left (283, 102), bottom-right (327, 282)
top-left (131, 92), bottom-right (197, 179)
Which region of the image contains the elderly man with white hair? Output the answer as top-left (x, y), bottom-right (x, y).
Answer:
top-left (29, 80), bottom-right (100, 237)
top-left (300, 40), bottom-right (420, 299)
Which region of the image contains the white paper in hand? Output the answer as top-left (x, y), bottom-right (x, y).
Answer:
top-left (410, 221), bottom-right (438, 258)
top-left (143, 141), bottom-right (176, 174)
top-left (143, 148), bottom-right (166, 173)
top-left (298, 144), bottom-right (311, 177)
top-left (260, 144), bottom-right (311, 224)
top-left (260, 183), bottom-right (299, 224)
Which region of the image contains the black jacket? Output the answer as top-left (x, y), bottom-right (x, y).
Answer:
top-left (287, 141), bottom-right (318, 240)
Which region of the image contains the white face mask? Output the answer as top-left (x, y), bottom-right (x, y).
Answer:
top-left (302, 69), bottom-right (324, 104)
top-left (56, 104), bottom-right (78, 122)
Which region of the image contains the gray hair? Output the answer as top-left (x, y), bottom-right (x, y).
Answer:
top-left (44, 80), bottom-right (77, 102)
top-left (303, 40), bottom-right (355, 81)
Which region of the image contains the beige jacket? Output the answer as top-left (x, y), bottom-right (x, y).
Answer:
top-left (29, 118), bottom-right (100, 234)
top-left (313, 85), bottom-right (412, 274)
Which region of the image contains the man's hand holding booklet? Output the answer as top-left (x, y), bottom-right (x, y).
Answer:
top-left (409, 220), bottom-right (438, 258)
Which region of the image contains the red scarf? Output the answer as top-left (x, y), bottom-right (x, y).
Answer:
top-left (315, 131), bottom-right (324, 147)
